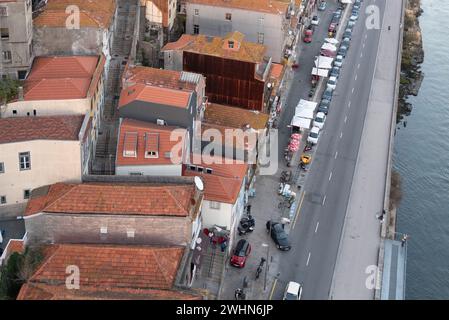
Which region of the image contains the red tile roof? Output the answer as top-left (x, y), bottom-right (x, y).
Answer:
top-left (34, 0), bottom-right (116, 29)
top-left (0, 115), bottom-right (84, 144)
top-left (24, 56), bottom-right (102, 101)
top-left (187, 0), bottom-right (289, 15)
top-left (204, 103), bottom-right (269, 130)
top-left (24, 182), bottom-right (197, 217)
top-left (183, 155), bottom-right (248, 203)
top-left (17, 244), bottom-right (201, 300)
top-left (116, 119), bottom-right (188, 166)
top-left (118, 83), bottom-right (192, 109)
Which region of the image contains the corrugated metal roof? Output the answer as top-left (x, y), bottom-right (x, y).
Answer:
top-left (180, 71), bottom-right (202, 84)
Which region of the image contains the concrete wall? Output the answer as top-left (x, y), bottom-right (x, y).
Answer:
top-left (116, 164), bottom-right (183, 176)
top-left (185, 3), bottom-right (287, 63)
top-left (24, 212), bottom-right (193, 246)
top-left (0, 98), bottom-right (91, 118)
top-left (0, 140), bottom-right (82, 207)
top-left (0, 0), bottom-right (33, 79)
top-left (163, 49), bottom-right (183, 70)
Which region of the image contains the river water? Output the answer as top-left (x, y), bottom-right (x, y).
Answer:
top-left (394, 0), bottom-right (449, 299)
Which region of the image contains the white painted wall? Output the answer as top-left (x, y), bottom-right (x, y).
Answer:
top-left (201, 200), bottom-right (233, 229)
top-left (0, 140), bottom-right (83, 206)
top-left (0, 98), bottom-right (91, 118)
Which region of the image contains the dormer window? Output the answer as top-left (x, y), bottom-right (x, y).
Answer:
top-left (144, 132), bottom-right (159, 158)
top-left (225, 13), bottom-right (232, 21)
top-left (228, 40), bottom-right (234, 49)
top-left (123, 132), bottom-right (138, 158)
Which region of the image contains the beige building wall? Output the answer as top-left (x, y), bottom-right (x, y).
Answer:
top-left (0, 140), bottom-right (82, 207)
top-left (0, 98), bottom-right (91, 118)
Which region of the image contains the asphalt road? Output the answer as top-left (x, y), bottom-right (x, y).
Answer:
top-left (272, 0), bottom-right (387, 299)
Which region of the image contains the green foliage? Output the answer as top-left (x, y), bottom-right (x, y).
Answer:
top-left (0, 78), bottom-right (21, 104)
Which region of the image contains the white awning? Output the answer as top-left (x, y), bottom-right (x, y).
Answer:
top-left (311, 67), bottom-right (329, 77)
top-left (314, 56), bottom-right (334, 69)
top-left (325, 38), bottom-right (339, 45)
top-left (296, 99), bottom-right (317, 110)
top-left (321, 43), bottom-right (337, 52)
top-left (291, 116), bottom-right (312, 129)
top-left (294, 108), bottom-right (315, 119)
top-left (340, 0), bottom-right (352, 3)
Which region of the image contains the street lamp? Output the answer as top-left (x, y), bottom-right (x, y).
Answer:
top-left (262, 243), bottom-right (269, 291)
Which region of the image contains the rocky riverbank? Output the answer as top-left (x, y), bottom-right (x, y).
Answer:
top-left (397, 0), bottom-right (424, 123)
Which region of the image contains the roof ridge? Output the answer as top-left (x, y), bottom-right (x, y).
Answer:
top-left (166, 186), bottom-right (190, 215)
top-left (43, 183), bottom-right (77, 212)
top-left (150, 248), bottom-right (181, 289)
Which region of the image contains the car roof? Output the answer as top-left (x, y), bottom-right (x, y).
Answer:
top-left (235, 239), bottom-right (249, 250)
top-left (316, 112), bottom-right (325, 117)
top-left (329, 76), bottom-right (337, 81)
top-left (287, 281), bottom-right (301, 294)
top-left (311, 126), bottom-right (320, 133)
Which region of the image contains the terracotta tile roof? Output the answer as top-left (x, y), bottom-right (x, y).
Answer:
top-left (24, 182), bottom-right (197, 217)
top-left (0, 115), bottom-right (84, 144)
top-left (17, 244), bottom-right (201, 300)
top-left (269, 62), bottom-right (285, 81)
top-left (3, 240), bottom-right (25, 257)
top-left (187, 0), bottom-right (289, 15)
top-left (34, 0), bottom-right (116, 29)
top-left (183, 155), bottom-right (248, 203)
top-left (200, 121), bottom-right (260, 151)
top-left (24, 56), bottom-right (102, 101)
top-left (123, 65), bottom-right (202, 92)
top-left (204, 103), bottom-right (269, 131)
top-left (118, 83), bottom-right (192, 109)
top-left (162, 33), bottom-right (267, 64)
top-left (116, 119), bottom-right (188, 166)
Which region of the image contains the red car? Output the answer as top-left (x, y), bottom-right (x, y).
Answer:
top-left (303, 29), bottom-right (313, 43)
top-left (328, 23), bottom-right (337, 33)
top-left (230, 239), bottom-right (251, 268)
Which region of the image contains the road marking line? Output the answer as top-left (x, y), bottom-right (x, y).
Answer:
top-left (344, 116), bottom-right (347, 123)
top-left (315, 222), bottom-right (319, 233)
top-left (357, 63), bottom-right (360, 69)
top-left (322, 195), bottom-right (327, 206)
top-left (340, 132), bottom-right (343, 138)
top-left (328, 171), bottom-right (332, 181)
top-left (348, 101), bottom-right (351, 108)
top-left (306, 252), bottom-right (311, 266)
top-left (360, 52), bottom-right (363, 58)
top-left (363, 42), bottom-right (365, 49)
top-left (269, 278), bottom-right (278, 300)
top-left (292, 191), bottom-right (306, 230)
top-left (335, 151), bottom-right (338, 159)
top-left (355, 74), bottom-right (358, 81)
top-left (365, 34), bottom-right (368, 40)
top-left (351, 87), bottom-right (354, 93)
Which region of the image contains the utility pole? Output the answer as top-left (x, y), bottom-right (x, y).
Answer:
top-left (262, 243), bottom-right (269, 291)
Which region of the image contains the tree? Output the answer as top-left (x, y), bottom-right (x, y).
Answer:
top-left (0, 78), bottom-right (21, 105)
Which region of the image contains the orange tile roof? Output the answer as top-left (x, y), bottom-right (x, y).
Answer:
top-left (118, 83), bottom-right (192, 109)
top-left (3, 239), bottom-right (25, 257)
top-left (17, 244), bottom-right (201, 300)
top-left (24, 182), bottom-right (197, 217)
top-left (0, 115), bottom-right (84, 144)
top-left (204, 103), bottom-right (269, 131)
top-left (34, 0), bottom-right (116, 29)
top-left (187, 0), bottom-right (289, 15)
top-left (270, 62), bottom-right (285, 81)
top-left (200, 121), bottom-right (260, 151)
top-left (162, 33), bottom-right (267, 64)
top-left (116, 119), bottom-right (188, 166)
top-left (24, 56), bottom-right (102, 101)
top-left (183, 155), bottom-right (248, 203)
top-left (123, 65), bottom-right (201, 92)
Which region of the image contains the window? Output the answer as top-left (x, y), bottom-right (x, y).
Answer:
top-left (193, 24), bottom-right (199, 35)
top-left (228, 40), bottom-right (234, 48)
top-left (18, 70), bottom-right (27, 80)
top-left (12, 110), bottom-right (17, 115)
top-left (127, 229), bottom-right (135, 238)
top-left (0, 162), bottom-right (4, 173)
top-left (129, 172), bottom-right (143, 176)
top-left (258, 32), bottom-right (265, 44)
top-left (225, 13), bottom-right (232, 21)
top-left (24, 189), bottom-right (31, 199)
top-left (0, 28), bottom-right (9, 39)
top-left (100, 227), bottom-right (108, 234)
top-left (205, 168), bottom-right (213, 174)
top-left (210, 201), bottom-right (221, 210)
top-left (1, 196), bottom-right (6, 204)
top-left (197, 166), bottom-right (204, 173)
top-left (194, 9), bottom-right (199, 15)
top-left (19, 152), bottom-right (31, 170)
top-left (0, 7), bottom-right (7, 17)
top-left (2, 50), bottom-right (11, 62)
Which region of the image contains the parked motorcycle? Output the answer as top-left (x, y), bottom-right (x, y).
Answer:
top-left (238, 214), bottom-right (255, 236)
top-left (255, 257), bottom-right (266, 280)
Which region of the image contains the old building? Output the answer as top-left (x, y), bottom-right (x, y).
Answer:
top-left (32, 0), bottom-right (117, 78)
top-left (140, 0), bottom-right (178, 42)
top-left (17, 244), bottom-right (202, 299)
top-left (0, 0), bottom-right (33, 79)
top-left (119, 69), bottom-right (205, 148)
top-left (185, 0), bottom-right (294, 63)
top-left (162, 32), bottom-right (274, 111)
top-left (115, 118), bottom-right (189, 176)
top-left (183, 155), bottom-right (248, 248)
top-left (23, 176), bottom-right (204, 247)
top-left (0, 115), bottom-right (90, 207)
top-left (0, 55), bottom-right (106, 159)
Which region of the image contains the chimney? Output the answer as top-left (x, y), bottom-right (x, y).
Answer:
top-left (18, 86), bottom-right (24, 101)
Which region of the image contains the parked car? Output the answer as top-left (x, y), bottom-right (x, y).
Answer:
top-left (318, 1), bottom-right (326, 11)
top-left (322, 87), bottom-right (333, 100)
top-left (330, 66), bottom-right (340, 78)
top-left (327, 76), bottom-right (338, 90)
top-left (333, 10), bottom-right (342, 20)
top-left (338, 45), bottom-right (348, 57)
top-left (347, 20), bottom-right (355, 30)
top-left (307, 126), bottom-right (321, 145)
top-left (304, 29), bottom-right (313, 43)
top-left (328, 22), bottom-right (337, 33)
top-left (230, 239), bottom-right (251, 268)
top-left (283, 282), bottom-right (303, 300)
top-left (311, 15), bottom-right (319, 25)
top-left (343, 28), bottom-right (352, 39)
top-left (266, 221), bottom-right (291, 251)
top-left (318, 99), bottom-right (330, 114)
top-left (350, 14), bottom-right (358, 22)
top-left (341, 37), bottom-right (351, 48)
top-left (313, 112), bottom-right (327, 129)
top-left (331, 15), bottom-right (340, 25)
top-left (334, 55), bottom-right (344, 68)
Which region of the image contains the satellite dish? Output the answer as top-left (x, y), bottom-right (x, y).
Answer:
top-left (194, 176), bottom-right (204, 191)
